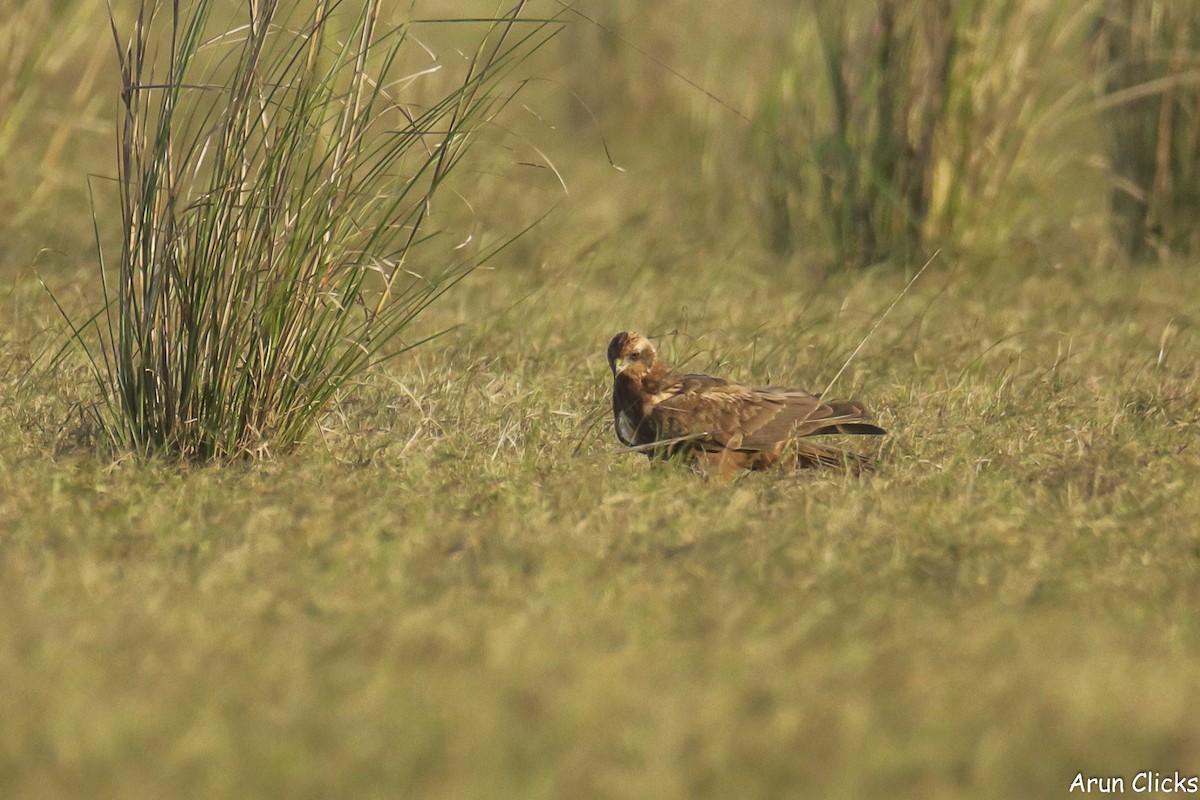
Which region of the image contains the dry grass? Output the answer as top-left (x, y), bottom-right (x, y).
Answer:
top-left (3, 261), bottom-right (1200, 798)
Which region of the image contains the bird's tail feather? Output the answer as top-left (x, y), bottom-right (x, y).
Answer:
top-left (794, 442), bottom-right (877, 474)
top-left (818, 421), bottom-right (887, 436)
top-left (816, 401), bottom-right (887, 436)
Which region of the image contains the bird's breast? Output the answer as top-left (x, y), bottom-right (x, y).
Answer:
top-left (616, 410), bottom-right (639, 445)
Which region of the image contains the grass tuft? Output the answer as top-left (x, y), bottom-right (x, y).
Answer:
top-left (66, 0), bottom-right (557, 460)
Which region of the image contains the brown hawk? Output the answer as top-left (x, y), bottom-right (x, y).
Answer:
top-left (606, 331), bottom-right (886, 477)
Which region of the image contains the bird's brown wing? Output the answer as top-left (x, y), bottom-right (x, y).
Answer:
top-left (651, 376), bottom-right (882, 452)
top-left (730, 388), bottom-right (886, 448)
top-left (647, 374), bottom-right (752, 451)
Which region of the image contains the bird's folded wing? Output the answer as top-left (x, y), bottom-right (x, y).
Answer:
top-left (654, 381), bottom-right (874, 452)
top-left (649, 376), bottom-right (749, 449)
top-left (724, 389), bottom-right (846, 449)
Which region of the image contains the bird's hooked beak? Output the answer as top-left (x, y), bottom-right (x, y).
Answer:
top-left (613, 356), bottom-right (632, 375)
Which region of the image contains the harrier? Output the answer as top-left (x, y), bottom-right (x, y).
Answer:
top-left (606, 331), bottom-right (886, 477)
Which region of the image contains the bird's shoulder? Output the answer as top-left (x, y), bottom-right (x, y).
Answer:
top-left (672, 372), bottom-right (754, 401)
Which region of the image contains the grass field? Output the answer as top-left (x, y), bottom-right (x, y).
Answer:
top-left (2, 1), bottom-right (1200, 798)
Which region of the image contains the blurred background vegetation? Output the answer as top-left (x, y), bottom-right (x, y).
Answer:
top-left (4, 0), bottom-right (1200, 280)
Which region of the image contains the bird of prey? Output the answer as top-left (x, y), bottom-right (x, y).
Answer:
top-left (606, 331), bottom-right (886, 477)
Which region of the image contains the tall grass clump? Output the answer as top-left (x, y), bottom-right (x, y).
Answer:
top-left (72, 0), bottom-right (556, 460)
top-left (754, 0), bottom-right (1080, 268)
top-left (1092, 0), bottom-right (1200, 260)
top-left (755, 1), bottom-right (958, 267)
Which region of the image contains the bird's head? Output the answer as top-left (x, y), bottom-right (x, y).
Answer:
top-left (607, 331), bottom-right (658, 378)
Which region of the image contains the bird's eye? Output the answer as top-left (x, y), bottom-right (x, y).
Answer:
top-left (629, 351), bottom-right (639, 360)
